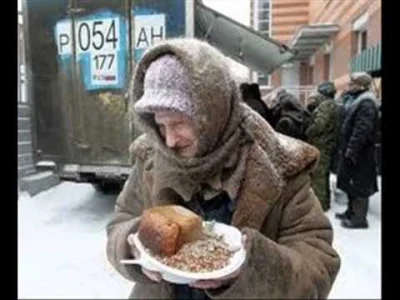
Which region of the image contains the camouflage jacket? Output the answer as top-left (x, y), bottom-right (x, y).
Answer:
top-left (305, 98), bottom-right (339, 154)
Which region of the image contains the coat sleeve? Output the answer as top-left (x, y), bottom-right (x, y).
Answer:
top-left (206, 174), bottom-right (341, 299)
top-left (346, 99), bottom-right (377, 160)
top-left (306, 101), bottom-right (331, 138)
top-left (106, 161), bottom-right (155, 284)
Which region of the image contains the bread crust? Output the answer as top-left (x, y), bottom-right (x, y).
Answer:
top-left (138, 205), bottom-right (204, 256)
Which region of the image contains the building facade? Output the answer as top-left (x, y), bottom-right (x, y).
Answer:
top-left (251, 0), bottom-right (381, 103)
top-left (250, 0), bottom-right (273, 86)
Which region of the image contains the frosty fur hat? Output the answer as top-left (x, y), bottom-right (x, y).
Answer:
top-left (350, 72), bottom-right (372, 88)
top-left (134, 54), bottom-right (195, 117)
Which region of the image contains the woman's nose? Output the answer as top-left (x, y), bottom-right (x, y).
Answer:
top-left (165, 130), bottom-right (178, 148)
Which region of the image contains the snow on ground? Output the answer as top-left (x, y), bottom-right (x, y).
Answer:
top-left (327, 202), bottom-right (381, 299)
top-left (18, 183), bottom-right (132, 299)
top-left (18, 176), bottom-right (381, 299)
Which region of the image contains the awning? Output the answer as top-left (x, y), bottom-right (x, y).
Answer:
top-left (195, 2), bottom-right (295, 75)
top-left (350, 42), bottom-right (381, 75)
top-left (289, 24), bottom-right (340, 61)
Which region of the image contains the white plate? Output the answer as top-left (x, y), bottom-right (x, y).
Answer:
top-left (121, 222), bottom-right (246, 284)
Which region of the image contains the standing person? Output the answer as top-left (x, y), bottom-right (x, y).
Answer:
top-left (240, 83), bottom-right (273, 123)
top-left (330, 90), bottom-right (347, 203)
top-left (272, 91), bottom-right (308, 141)
top-left (335, 72), bottom-right (379, 229)
top-left (106, 38), bottom-right (340, 299)
top-left (341, 89), bottom-right (355, 108)
top-left (304, 82), bottom-right (339, 212)
top-left (375, 98), bottom-right (382, 175)
top-left (264, 87), bottom-right (286, 109)
top-left (262, 87), bottom-right (286, 128)
top-left (306, 91), bottom-right (321, 114)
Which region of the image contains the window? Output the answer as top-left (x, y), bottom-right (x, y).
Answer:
top-left (257, 0), bottom-right (271, 36)
top-left (258, 21), bottom-right (270, 32)
top-left (259, 0), bottom-right (270, 10)
top-left (352, 12), bottom-right (369, 54)
top-left (253, 0), bottom-right (271, 87)
top-left (359, 30), bottom-right (368, 53)
top-left (258, 73), bottom-right (270, 86)
top-left (352, 29), bottom-right (368, 55)
top-left (258, 10), bottom-right (270, 21)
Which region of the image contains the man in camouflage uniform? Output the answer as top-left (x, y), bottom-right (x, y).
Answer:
top-left (305, 82), bottom-right (339, 211)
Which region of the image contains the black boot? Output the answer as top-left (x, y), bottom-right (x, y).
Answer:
top-left (335, 194), bottom-right (354, 220)
top-left (341, 197), bottom-right (369, 229)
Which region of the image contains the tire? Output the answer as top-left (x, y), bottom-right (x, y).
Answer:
top-left (92, 180), bottom-right (123, 194)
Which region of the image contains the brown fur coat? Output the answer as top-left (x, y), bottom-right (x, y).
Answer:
top-left (106, 38), bottom-right (340, 299)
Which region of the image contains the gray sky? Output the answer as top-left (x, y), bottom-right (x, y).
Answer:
top-left (18, 0), bottom-right (22, 25)
top-left (202, 0), bottom-right (250, 26)
top-left (17, 0), bottom-right (250, 26)
top-left (202, 0), bottom-right (251, 81)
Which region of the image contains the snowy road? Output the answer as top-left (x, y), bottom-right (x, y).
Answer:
top-left (18, 183), bottom-right (132, 299)
top-left (18, 178), bottom-right (381, 299)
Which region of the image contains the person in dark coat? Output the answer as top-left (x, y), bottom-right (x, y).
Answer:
top-left (329, 100), bottom-right (345, 175)
top-left (306, 91), bottom-right (321, 114)
top-left (375, 99), bottom-right (382, 175)
top-left (240, 83), bottom-right (274, 124)
top-left (335, 72), bottom-right (379, 229)
top-left (272, 91), bottom-right (309, 141)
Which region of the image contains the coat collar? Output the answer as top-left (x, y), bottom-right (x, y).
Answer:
top-left (231, 144), bottom-right (284, 231)
top-left (131, 107), bottom-right (319, 231)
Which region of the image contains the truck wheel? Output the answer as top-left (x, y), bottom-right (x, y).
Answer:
top-left (93, 181), bottom-right (122, 194)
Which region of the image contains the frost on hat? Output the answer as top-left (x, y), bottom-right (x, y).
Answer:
top-left (350, 72), bottom-right (372, 88)
top-left (134, 54), bottom-right (195, 117)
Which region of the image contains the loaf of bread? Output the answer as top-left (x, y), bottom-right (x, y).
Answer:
top-left (138, 205), bottom-right (205, 256)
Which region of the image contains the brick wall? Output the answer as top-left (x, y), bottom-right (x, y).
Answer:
top-left (368, 7), bottom-right (381, 47)
top-left (268, 0), bottom-right (380, 92)
top-left (310, 0), bottom-right (381, 92)
top-left (271, 0), bottom-right (309, 43)
top-left (270, 0), bottom-right (309, 87)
